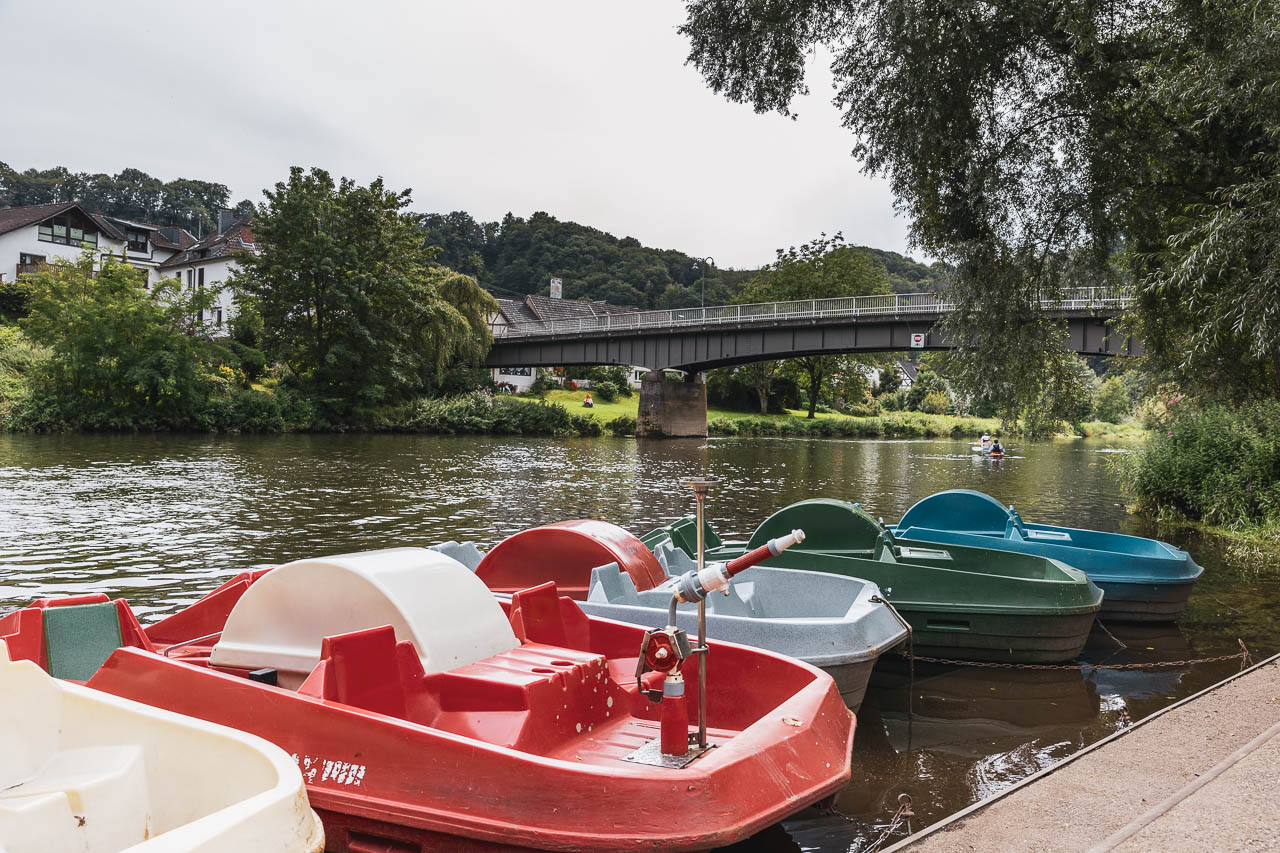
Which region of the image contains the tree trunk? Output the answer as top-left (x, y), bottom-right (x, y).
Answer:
top-left (758, 383), bottom-right (769, 414)
top-left (807, 365), bottom-right (822, 418)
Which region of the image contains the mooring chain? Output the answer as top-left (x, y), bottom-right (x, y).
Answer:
top-left (859, 793), bottom-right (915, 853)
top-left (893, 643), bottom-right (1253, 672)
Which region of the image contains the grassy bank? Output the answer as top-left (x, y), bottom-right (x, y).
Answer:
top-left (1114, 400), bottom-right (1280, 542)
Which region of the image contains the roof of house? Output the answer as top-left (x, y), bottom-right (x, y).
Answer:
top-left (0, 202), bottom-right (100, 237)
top-left (493, 293), bottom-right (638, 326)
top-left (158, 221), bottom-right (256, 269)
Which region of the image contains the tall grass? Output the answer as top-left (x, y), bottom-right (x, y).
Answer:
top-left (1115, 401), bottom-right (1280, 532)
top-left (708, 411), bottom-right (998, 438)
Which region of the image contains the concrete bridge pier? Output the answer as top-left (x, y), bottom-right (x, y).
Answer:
top-left (636, 371), bottom-right (707, 438)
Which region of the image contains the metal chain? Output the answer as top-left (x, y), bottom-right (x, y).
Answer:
top-left (893, 640), bottom-right (1253, 671)
top-left (860, 794), bottom-right (915, 853)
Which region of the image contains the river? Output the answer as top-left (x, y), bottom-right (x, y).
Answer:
top-left (1, 433), bottom-right (1277, 851)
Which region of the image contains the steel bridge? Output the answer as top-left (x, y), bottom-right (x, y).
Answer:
top-left (486, 286), bottom-right (1138, 374)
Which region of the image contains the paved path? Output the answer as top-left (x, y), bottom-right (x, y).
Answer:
top-left (895, 658), bottom-right (1280, 852)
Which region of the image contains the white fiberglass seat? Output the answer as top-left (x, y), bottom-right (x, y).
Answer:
top-left (210, 547), bottom-right (519, 688)
top-left (0, 641), bottom-right (323, 853)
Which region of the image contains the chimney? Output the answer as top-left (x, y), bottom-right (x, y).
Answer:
top-left (217, 208), bottom-right (237, 235)
top-left (549, 277), bottom-right (563, 299)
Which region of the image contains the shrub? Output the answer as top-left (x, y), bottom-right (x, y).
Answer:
top-left (879, 390), bottom-right (906, 411)
top-left (390, 392), bottom-right (593, 437)
top-left (202, 388), bottom-right (286, 433)
top-left (1115, 400), bottom-right (1280, 530)
top-left (594, 380), bottom-right (619, 402)
top-left (605, 414), bottom-right (636, 436)
top-left (0, 278), bottom-right (33, 318)
top-left (1093, 376), bottom-right (1131, 423)
top-left (920, 391), bottom-right (951, 414)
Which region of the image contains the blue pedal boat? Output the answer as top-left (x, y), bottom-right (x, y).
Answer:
top-left (890, 490), bottom-right (1203, 622)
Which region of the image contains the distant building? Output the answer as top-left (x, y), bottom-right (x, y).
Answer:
top-left (157, 218), bottom-right (257, 335)
top-left (0, 201), bottom-right (254, 336)
top-left (488, 288), bottom-right (647, 391)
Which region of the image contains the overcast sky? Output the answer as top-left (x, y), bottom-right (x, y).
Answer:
top-left (0, 1), bottom-right (913, 269)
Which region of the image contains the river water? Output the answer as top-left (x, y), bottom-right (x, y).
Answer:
top-left (1, 433), bottom-right (1277, 851)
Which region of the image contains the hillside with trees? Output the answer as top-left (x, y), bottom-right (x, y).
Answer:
top-left (419, 209), bottom-right (942, 308)
top-left (0, 162), bottom-right (255, 235)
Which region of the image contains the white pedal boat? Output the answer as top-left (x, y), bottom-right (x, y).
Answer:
top-left (0, 640), bottom-right (323, 853)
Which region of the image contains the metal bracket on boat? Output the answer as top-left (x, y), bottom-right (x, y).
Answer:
top-left (621, 736), bottom-right (715, 769)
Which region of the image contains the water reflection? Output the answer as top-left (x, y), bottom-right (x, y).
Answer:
top-left (0, 432), bottom-right (1276, 852)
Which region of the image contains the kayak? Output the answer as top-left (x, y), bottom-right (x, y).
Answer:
top-left (890, 489), bottom-right (1203, 621)
top-left (0, 639), bottom-right (323, 853)
top-left (461, 522), bottom-right (909, 711)
top-left (643, 499), bottom-right (1104, 663)
top-left (0, 548), bottom-right (853, 853)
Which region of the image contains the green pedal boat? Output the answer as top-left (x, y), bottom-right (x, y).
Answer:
top-left (641, 498), bottom-right (1104, 663)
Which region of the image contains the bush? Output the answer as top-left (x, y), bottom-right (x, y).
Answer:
top-left (594, 380), bottom-right (619, 402)
top-left (0, 278), bottom-right (33, 318)
top-left (879, 390), bottom-right (906, 411)
top-left (1093, 376), bottom-right (1131, 423)
top-left (389, 391), bottom-right (597, 437)
top-left (920, 391), bottom-right (951, 414)
top-left (605, 414), bottom-right (636, 436)
top-left (201, 388), bottom-right (286, 433)
top-left (1115, 400), bottom-right (1280, 530)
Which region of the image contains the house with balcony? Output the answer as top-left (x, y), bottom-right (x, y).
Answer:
top-left (0, 201), bottom-right (252, 336)
top-left (0, 202), bottom-right (204, 286)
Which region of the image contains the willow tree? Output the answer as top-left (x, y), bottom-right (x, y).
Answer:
top-left (233, 168), bottom-right (497, 415)
top-left (680, 0), bottom-right (1280, 407)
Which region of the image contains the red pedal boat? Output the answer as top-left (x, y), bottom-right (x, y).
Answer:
top-left (0, 547), bottom-right (853, 852)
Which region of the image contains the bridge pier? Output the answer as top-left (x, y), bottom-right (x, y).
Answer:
top-left (636, 371), bottom-right (707, 438)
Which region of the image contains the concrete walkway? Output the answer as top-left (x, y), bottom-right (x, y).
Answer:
top-left (892, 657), bottom-right (1280, 852)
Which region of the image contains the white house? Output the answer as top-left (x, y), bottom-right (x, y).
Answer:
top-left (157, 217), bottom-right (256, 335)
top-left (0, 202), bottom-right (253, 336)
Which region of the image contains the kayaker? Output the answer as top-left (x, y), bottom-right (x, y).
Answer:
top-left (583, 392), bottom-right (594, 408)
top-left (990, 437), bottom-right (1004, 454)
top-left (980, 432), bottom-right (991, 451)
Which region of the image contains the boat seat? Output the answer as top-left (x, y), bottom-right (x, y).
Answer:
top-left (508, 582), bottom-right (591, 650)
top-left (42, 602), bottom-right (122, 682)
top-left (302, 626), bottom-right (410, 719)
top-left (0, 744), bottom-right (151, 853)
top-left (429, 541), bottom-right (485, 570)
top-left (210, 548), bottom-right (519, 689)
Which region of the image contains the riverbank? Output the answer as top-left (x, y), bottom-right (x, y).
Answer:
top-left (892, 654), bottom-right (1280, 852)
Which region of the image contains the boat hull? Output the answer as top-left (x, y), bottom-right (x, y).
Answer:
top-left (893, 605), bottom-right (1099, 662)
top-left (1094, 579), bottom-right (1198, 621)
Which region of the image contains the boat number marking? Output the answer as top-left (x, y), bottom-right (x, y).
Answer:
top-left (293, 753), bottom-right (367, 787)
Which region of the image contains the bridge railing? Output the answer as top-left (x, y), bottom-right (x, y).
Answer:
top-left (494, 286), bottom-right (1131, 338)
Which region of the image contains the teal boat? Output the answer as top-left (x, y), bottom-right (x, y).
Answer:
top-left (641, 499), bottom-right (1104, 664)
top-left (890, 490), bottom-right (1202, 622)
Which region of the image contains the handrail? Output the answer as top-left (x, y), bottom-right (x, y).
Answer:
top-left (493, 286), bottom-right (1132, 339)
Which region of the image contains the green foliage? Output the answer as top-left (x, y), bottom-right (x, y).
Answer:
top-left (0, 161), bottom-right (241, 234)
top-left (387, 392), bottom-right (601, 437)
top-left (594, 380), bottom-right (619, 403)
top-left (1093, 377), bottom-right (1132, 424)
top-left (19, 256), bottom-right (215, 430)
top-left (605, 414), bottom-right (637, 436)
top-left (201, 389), bottom-right (286, 433)
top-left (706, 366), bottom-right (799, 414)
top-left (920, 391), bottom-right (951, 415)
top-left (708, 411), bottom-right (995, 438)
top-left (0, 278), bottom-right (33, 318)
top-left (420, 210), bottom-right (757, 309)
top-left (234, 168), bottom-right (497, 417)
top-left (1116, 401), bottom-right (1280, 530)
top-left (680, 0), bottom-right (1280, 406)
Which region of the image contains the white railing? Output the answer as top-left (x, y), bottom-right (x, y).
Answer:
top-left (493, 286), bottom-right (1132, 339)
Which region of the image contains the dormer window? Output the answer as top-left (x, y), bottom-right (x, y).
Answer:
top-left (126, 230), bottom-right (148, 253)
top-left (38, 216), bottom-right (98, 249)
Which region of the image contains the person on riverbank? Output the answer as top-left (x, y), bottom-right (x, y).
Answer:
top-left (583, 392), bottom-right (593, 408)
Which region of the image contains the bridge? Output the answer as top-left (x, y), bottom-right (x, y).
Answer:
top-left (486, 286), bottom-right (1136, 437)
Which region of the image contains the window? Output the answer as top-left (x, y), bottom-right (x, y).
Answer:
top-left (197, 267), bottom-right (204, 288)
top-left (499, 366), bottom-right (533, 377)
top-left (19, 253), bottom-right (46, 265)
top-left (126, 230), bottom-right (147, 253)
top-left (186, 270), bottom-right (194, 289)
top-left (37, 216), bottom-right (97, 248)
top-left (216, 307), bottom-right (224, 326)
